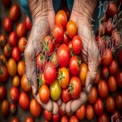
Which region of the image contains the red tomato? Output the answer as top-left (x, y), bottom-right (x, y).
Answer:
top-left (56, 10), bottom-right (67, 29)
top-left (0, 86), bottom-right (6, 100)
top-left (60, 116), bottom-right (68, 122)
top-left (105, 19), bottom-right (113, 35)
top-left (25, 116), bottom-right (34, 122)
top-left (8, 31), bottom-right (18, 47)
top-left (10, 102), bottom-right (17, 114)
top-left (44, 62), bottom-right (56, 85)
top-left (10, 117), bottom-right (19, 122)
top-left (57, 44), bottom-right (70, 67)
top-left (0, 65), bottom-right (8, 82)
top-left (72, 35), bottom-right (82, 54)
top-left (0, 34), bottom-right (6, 47)
top-left (109, 60), bottom-right (118, 75)
top-left (98, 80), bottom-right (108, 98)
top-left (86, 105), bottom-right (94, 120)
top-left (3, 43), bottom-right (12, 57)
top-left (52, 24), bottom-right (64, 43)
top-left (30, 98), bottom-right (41, 117)
top-left (19, 92), bottom-right (30, 110)
top-left (116, 71), bottom-right (122, 88)
top-left (53, 113), bottom-right (60, 122)
top-left (66, 20), bottom-right (77, 39)
top-left (18, 37), bottom-right (27, 52)
top-left (61, 88), bottom-right (71, 103)
top-left (12, 47), bottom-right (21, 62)
top-left (118, 49), bottom-right (122, 66)
top-left (24, 16), bottom-right (32, 31)
top-left (9, 4), bottom-right (20, 21)
top-left (10, 86), bottom-right (20, 102)
top-left (102, 66), bottom-right (109, 79)
top-left (2, 0), bottom-right (10, 7)
top-left (63, 32), bottom-right (69, 44)
top-left (3, 16), bottom-right (12, 33)
top-left (69, 115), bottom-right (79, 122)
top-left (75, 104), bottom-right (85, 120)
top-left (50, 51), bottom-right (58, 67)
top-left (69, 76), bottom-right (81, 99)
top-left (59, 107), bottom-right (65, 116)
top-left (94, 98), bottom-right (104, 115)
top-left (16, 22), bottom-right (26, 37)
top-left (69, 56), bottom-right (80, 75)
top-left (115, 94), bottom-right (122, 110)
top-left (43, 109), bottom-right (52, 121)
top-left (97, 113), bottom-right (110, 122)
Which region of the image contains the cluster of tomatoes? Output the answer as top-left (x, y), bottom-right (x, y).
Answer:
top-left (0, 0), bottom-right (122, 122)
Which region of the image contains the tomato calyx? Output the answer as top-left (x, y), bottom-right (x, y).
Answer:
top-left (69, 48), bottom-right (74, 56)
top-left (38, 77), bottom-right (43, 88)
top-left (0, 69), bottom-right (3, 75)
top-left (7, 46), bottom-right (12, 52)
top-left (68, 83), bottom-right (73, 94)
top-left (58, 70), bottom-right (65, 81)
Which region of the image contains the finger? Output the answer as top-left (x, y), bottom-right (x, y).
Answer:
top-left (66, 101), bottom-right (72, 113)
top-left (52, 102), bottom-right (59, 114)
top-left (61, 102), bottom-right (66, 112)
top-left (57, 98), bottom-right (62, 106)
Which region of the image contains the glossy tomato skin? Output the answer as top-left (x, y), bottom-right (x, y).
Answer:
top-left (10, 117), bottom-right (19, 122)
top-left (0, 65), bottom-right (8, 82)
top-left (63, 33), bottom-right (69, 44)
top-left (69, 115), bottom-right (79, 122)
top-left (0, 34), bottom-right (6, 47)
top-left (109, 60), bottom-right (118, 75)
top-left (3, 43), bottom-right (12, 58)
top-left (0, 86), bottom-right (6, 100)
top-left (115, 94), bottom-right (122, 110)
top-left (12, 75), bottom-right (20, 87)
top-left (24, 16), bottom-right (32, 31)
top-left (105, 19), bottom-right (113, 35)
top-left (18, 37), bottom-right (27, 52)
top-left (17, 60), bottom-right (25, 76)
top-left (57, 44), bottom-right (70, 67)
top-left (53, 113), bottom-right (60, 122)
top-left (102, 66), bottom-right (109, 79)
top-left (69, 76), bottom-right (81, 99)
top-left (25, 116), bottom-right (34, 122)
top-left (60, 116), bottom-right (68, 122)
top-left (86, 105), bottom-right (94, 121)
top-left (44, 62), bottom-right (56, 85)
top-left (116, 71), bottom-right (122, 88)
top-left (97, 113), bottom-right (110, 122)
top-left (43, 109), bottom-right (52, 121)
top-left (12, 47), bottom-right (21, 62)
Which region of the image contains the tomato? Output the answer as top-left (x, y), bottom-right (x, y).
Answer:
top-left (63, 7), bottom-right (71, 20)
top-left (10, 86), bottom-right (19, 102)
top-left (16, 22), bottom-right (26, 37)
top-left (69, 56), bottom-right (80, 75)
top-left (57, 44), bottom-right (70, 67)
top-left (10, 102), bottom-right (17, 114)
top-left (43, 35), bottom-right (54, 55)
top-left (43, 109), bottom-right (52, 121)
top-left (8, 31), bottom-right (18, 47)
top-left (3, 16), bottom-right (12, 33)
top-left (118, 49), bottom-right (122, 66)
top-left (0, 65), bottom-right (8, 82)
top-left (25, 116), bottom-right (34, 122)
top-left (86, 105), bottom-right (94, 120)
top-left (53, 113), bottom-right (60, 122)
top-left (94, 71), bottom-right (100, 84)
top-left (94, 98), bottom-right (104, 115)
top-left (24, 16), bottom-right (32, 31)
top-left (21, 74), bottom-right (31, 92)
top-left (2, 0), bottom-right (10, 7)
top-left (17, 60), bottom-right (25, 76)
top-left (50, 80), bottom-right (61, 101)
top-left (0, 86), bottom-right (6, 100)
top-left (50, 51), bottom-right (58, 67)
top-left (58, 67), bottom-right (69, 88)
top-left (60, 116), bottom-right (68, 122)
top-left (61, 88), bottom-right (71, 103)
top-left (102, 66), bottom-right (109, 79)
top-left (56, 10), bottom-right (67, 29)
top-left (115, 94), bottom-right (122, 110)
top-left (12, 75), bottom-right (20, 87)
top-left (12, 47), bottom-right (21, 62)
top-left (9, 4), bottom-right (20, 21)
top-left (97, 113), bottom-right (110, 122)
top-left (19, 92), bottom-right (30, 110)
top-left (4, 43), bottom-right (12, 58)
top-left (106, 1), bottom-right (118, 18)
top-left (0, 34), bottom-right (6, 47)
top-left (38, 73), bottom-right (46, 87)
top-left (69, 76), bottom-right (81, 99)
top-left (30, 98), bottom-right (41, 117)
top-left (18, 37), bottom-right (27, 52)
top-left (44, 62), bottom-right (56, 85)
top-left (0, 54), bottom-right (7, 65)
top-left (75, 104), bottom-right (85, 120)
top-left (69, 115), bottom-right (79, 122)
top-left (105, 19), bottom-right (113, 35)
top-left (105, 96), bottom-right (115, 113)
top-left (72, 35), bottom-right (82, 54)
top-left (98, 80), bottom-right (108, 98)
top-left (52, 24), bottom-right (64, 43)
top-left (10, 117), bottom-right (19, 122)
top-left (102, 49), bottom-right (113, 66)
top-left (59, 107), bottom-right (65, 116)
top-left (39, 84), bottom-right (50, 103)
top-left (116, 71), bottom-right (122, 88)
top-left (88, 86), bottom-right (97, 104)
top-left (63, 32), bottom-right (69, 44)
top-left (109, 60), bottom-right (118, 75)
top-left (79, 63), bottom-right (88, 86)
top-left (66, 20), bottom-right (77, 39)
top-left (1, 99), bottom-right (10, 116)
top-left (108, 75), bottom-right (117, 92)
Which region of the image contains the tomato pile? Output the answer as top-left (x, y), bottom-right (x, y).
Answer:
top-left (0, 0), bottom-right (122, 122)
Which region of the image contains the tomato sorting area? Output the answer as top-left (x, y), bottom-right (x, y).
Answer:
top-left (0, 0), bottom-right (122, 122)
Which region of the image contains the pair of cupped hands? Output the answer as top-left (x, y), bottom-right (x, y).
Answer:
top-left (24, 0), bottom-right (99, 114)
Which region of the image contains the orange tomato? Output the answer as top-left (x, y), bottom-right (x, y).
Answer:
top-left (18, 37), bottom-right (27, 52)
top-left (17, 60), bottom-right (25, 76)
top-left (12, 75), bottom-right (20, 87)
top-left (86, 105), bottom-right (94, 120)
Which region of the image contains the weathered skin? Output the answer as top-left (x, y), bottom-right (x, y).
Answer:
top-left (24, 0), bottom-right (99, 114)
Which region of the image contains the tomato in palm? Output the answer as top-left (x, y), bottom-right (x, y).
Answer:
top-left (53, 113), bottom-right (60, 122)
top-left (8, 31), bottom-right (18, 47)
top-left (25, 116), bottom-right (34, 122)
top-left (75, 104), bottom-right (85, 120)
top-left (12, 47), bottom-right (21, 62)
top-left (97, 113), bottom-right (110, 122)
top-left (57, 44), bottom-right (70, 67)
top-left (69, 56), bottom-right (81, 75)
top-left (79, 63), bottom-right (88, 86)
top-left (19, 92), bottom-right (30, 110)
top-left (0, 65), bottom-right (8, 82)
top-left (56, 10), bottom-right (67, 29)
top-left (60, 116), bottom-right (68, 122)
top-left (116, 71), bottom-right (122, 88)
top-left (98, 80), bottom-right (108, 98)
top-left (61, 88), bottom-right (71, 103)
top-left (109, 60), bottom-right (118, 75)
top-left (39, 84), bottom-right (50, 103)
top-left (102, 66), bottom-right (109, 79)
top-left (4, 43), bottom-right (12, 58)
top-left (43, 109), bottom-right (52, 121)
top-left (69, 115), bottom-right (79, 122)
top-left (115, 94), bottom-right (122, 110)
top-left (0, 86), bottom-right (6, 100)
top-left (63, 32), bottom-right (69, 44)
top-left (72, 35), bottom-right (82, 54)
top-left (24, 16), bottom-right (32, 31)
top-left (94, 98), bottom-right (104, 115)
top-left (44, 61), bottom-right (56, 85)
top-left (86, 105), bottom-right (94, 120)
top-left (58, 67), bottom-right (69, 88)
top-left (52, 24), bottom-right (64, 43)
top-left (0, 34), bottom-right (6, 47)
top-left (69, 76), bottom-right (81, 99)
top-left (66, 20), bottom-right (77, 39)
top-left (18, 37), bottom-right (27, 52)
top-left (17, 60), bottom-right (25, 76)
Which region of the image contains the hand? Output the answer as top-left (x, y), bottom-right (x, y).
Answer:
top-left (61, 0), bottom-right (99, 113)
top-left (24, 0), bottom-right (60, 114)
